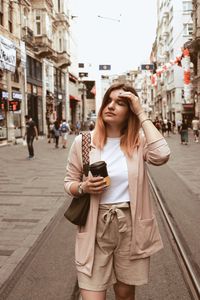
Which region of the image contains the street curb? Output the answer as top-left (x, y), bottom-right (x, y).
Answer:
top-left (0, 196), bottom-right (69, 297)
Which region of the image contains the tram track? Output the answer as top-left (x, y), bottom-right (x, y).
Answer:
top-left (148, 172), bottom-right (200, 300)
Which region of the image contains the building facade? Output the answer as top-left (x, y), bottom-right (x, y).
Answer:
top-left (0, 0), bottom-right (26, 142)
top-left (151, 0), bottom-right (193, 123)
top-left (186, 0), bottom-right (200, 119)
top-left (0, 0), bottom-right (72, 144)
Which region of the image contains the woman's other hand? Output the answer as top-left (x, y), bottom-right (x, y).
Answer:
top-left (118, 91), bottom-right (144, 116)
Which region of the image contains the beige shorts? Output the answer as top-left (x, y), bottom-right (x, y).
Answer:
top-left (78, 202), bottom-right (150, 291)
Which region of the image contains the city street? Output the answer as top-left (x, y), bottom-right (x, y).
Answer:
top-left (0, 131), bottom-right (199, 299)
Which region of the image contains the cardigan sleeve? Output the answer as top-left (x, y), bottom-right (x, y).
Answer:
top-left (64, 135), bottom-right (83, 196)
top-left (142, 135), bottom-right (170, 166)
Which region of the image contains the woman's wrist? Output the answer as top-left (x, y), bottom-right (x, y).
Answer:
top-left (136, 111), bottom-right (148, 123)
top-left (80, 182), bottom-right (87, 194)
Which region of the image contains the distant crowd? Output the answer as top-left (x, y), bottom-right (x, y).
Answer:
top-left (153, 117), bottom-right (200, 145)
top-left (47, 119), bottom-right (95, 149)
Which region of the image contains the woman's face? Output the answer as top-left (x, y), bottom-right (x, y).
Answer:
top-left (102, 89), bottom-right (129, 128)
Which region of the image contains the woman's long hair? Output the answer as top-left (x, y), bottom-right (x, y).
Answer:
top-left (93, 83), bottom-right (141, 157)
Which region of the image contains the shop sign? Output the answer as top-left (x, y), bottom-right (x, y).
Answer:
top-left (0, 35), bottom-right (16, 72)
top-left (2, 91), bottom-right (8, 98)
top-left (12, 92), bottom-right (22, 100)
top-left (20, 41), bottom-right (26, 68)
top-left (9, 100), bottom-right (20, 111)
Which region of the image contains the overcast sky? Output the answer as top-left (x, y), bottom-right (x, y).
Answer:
top-left (69, 0), bottom-right (157, 75)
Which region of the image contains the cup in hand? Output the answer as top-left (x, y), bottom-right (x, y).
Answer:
top-left (89, 161), bottom-right (111, 186)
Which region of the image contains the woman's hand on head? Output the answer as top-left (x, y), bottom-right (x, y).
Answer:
top-left (118, 91), bottom-right (144, 115)
top-left (82, 176), bottom-right (107, 195)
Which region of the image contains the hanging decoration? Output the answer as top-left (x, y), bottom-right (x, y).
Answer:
top-left (151, 47), bottom-right (191, 103)
top-left (182, 48), bottom-right (191, 103)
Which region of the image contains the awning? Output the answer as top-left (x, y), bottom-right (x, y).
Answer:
top-left (70, 95), bottom-right (81, 101)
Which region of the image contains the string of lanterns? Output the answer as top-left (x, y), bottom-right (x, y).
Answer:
top-left (151, 48), bottom-right (191, 103)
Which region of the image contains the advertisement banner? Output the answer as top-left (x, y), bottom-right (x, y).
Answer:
top-left (0, 35), bottom-right (16, 72)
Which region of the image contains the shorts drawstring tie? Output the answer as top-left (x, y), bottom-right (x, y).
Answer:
top-left (100, 203), bottom-right (130, 237)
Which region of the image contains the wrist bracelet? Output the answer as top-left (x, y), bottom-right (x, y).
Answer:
top-left (141, 119), bottom-right (151, 126)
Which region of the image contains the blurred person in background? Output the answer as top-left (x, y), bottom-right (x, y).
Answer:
top-left (191, 117), bottom-right (199, 143)
top-left (24, 115), bottom-right (38, 160)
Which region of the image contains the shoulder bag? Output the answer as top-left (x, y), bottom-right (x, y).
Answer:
top-left (64, 132), bottom-right (91, 226)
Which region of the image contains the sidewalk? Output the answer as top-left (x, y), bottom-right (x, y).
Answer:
top-left (161, 129), bottom-right (200, 199)
top-left (0, 135), bottom-right (75, 290)
top-left (149, 129), bottom-right (200, 272)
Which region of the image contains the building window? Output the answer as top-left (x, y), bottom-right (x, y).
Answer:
top-left (8, 3), bottom-right (13, 32)
top-left (59, 31), bottom-right (62, 52)
top-left (54, 68), bottom-right (57, 88)
top-left (59, 38), bottom-right (62, 52)
top-left (11, 69), bottom-right (19, 83)
top-left (183, 23), bottom-right (193, 36)
top-left (58, 0), bottom-right (61, 12)
top-left (182, 1), bottom-right (192, 12)
top-left (36, 61), bottom-right (42, 81)
top-left (35, 11), bottom-right (41, 35)
top-left (27, 56), bottom-right (31, 77)
top-left (0, 0), bottom-right (3, 26)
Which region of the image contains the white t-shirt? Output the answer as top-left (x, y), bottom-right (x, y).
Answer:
top-left (100, 137), bottom-right (130, 204)
top-left (192, 119), bottom-right (199, 130)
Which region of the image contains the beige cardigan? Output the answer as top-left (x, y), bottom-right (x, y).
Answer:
top-left (64, 133), bottom-right (170, 276)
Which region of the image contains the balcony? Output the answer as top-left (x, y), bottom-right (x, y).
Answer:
top-left (163, 11), bottom-right (169, 18)
top-left (54, 12), bottom-right (70, 27)
top-left (22, 26), bottom-right (34, 46)
top-left (56, 51), bottom-right (71, 68)
top-left (33, 35), bottom-right (53, 58)
top-left (162, 28), bottom-right (169, 37)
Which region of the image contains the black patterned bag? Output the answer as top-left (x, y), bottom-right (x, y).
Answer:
top-left (64, 132), bottom-right (91, 226)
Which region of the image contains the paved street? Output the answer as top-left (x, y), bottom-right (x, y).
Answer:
top-left (0, 130), bottom-right (199, 299)
top-left (0, 135), bottom-right (75, 291)
top-left (149, 129), bottom-right (200, 272)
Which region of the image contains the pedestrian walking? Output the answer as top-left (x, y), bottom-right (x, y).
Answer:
top-left (48, 121), bottom-right (54, 143)
top-left (177, 119), bottom-right (182, 134)
top-left (88, 120), bottom-right (95, 131)
top-left (154, 117), bottom-right (161, 132)
top-left (161, 119), bottom-right (167, 136)
top-left (64, 83), bottom-right (170, 300)
top-left (53, 119), bottom-right (60, 148)
top-left (172, 120), bottom-right (176, 134)
top-left (167, 119), bottom-right (172, 136)
top-left (60, 119), bottom-right (70, 148)
top-left (180, 119), bottom-right (189, 145)
top-left (24, 115), bottom-right (38, 159)
top-left (75, 120), bottom-right (81, 135)
top-left (191, 117), bottom-right (199, 142)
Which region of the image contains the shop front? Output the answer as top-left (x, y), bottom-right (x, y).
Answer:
top-left (9, 91), bottom-right (22, 138)
top-left (182, 103), bottom-right (194, 127)
top-left (27, 83), bottom-right (43, 134)
top-left (0, 90), bottom-right (8, 140)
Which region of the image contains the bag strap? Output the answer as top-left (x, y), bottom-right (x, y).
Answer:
top-left (81, 132), bottom-right (91, 176)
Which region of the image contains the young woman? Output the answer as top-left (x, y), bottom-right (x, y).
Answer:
top-left (64, 83), bottom-right (170, 300)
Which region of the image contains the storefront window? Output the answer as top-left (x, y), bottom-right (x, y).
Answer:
top-left (0, 90), bottom-right (8, 140)
top-left (11, 90), bottom-right (22, 138)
